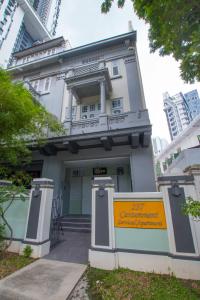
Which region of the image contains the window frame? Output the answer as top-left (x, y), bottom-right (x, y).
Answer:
top-left (111, 98), bottom-right (123, 115)
top-left (112, 60), bottom-right (120, 77)
top-left (43, 77), bottom-right (51, 93)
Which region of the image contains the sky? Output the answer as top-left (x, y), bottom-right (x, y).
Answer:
top-left (56, 0), bottom-right (200, 142)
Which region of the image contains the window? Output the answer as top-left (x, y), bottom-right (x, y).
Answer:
top-left (90, 104), bottom-right (95, 111)
top-left (43, 77), bottom-right (51, 93)
top-left (82, 105), bottom-right (88, 113)
top-left (82, 115), bottom-right (87, 119)
top-left (112, 98), bottom-right (123, 114)
top-left (112, 99), bottom-right (121, 109)
top-left (98, 103), bottom-right (101, 111)
top-left (112, 60), bottom-right (120, 77)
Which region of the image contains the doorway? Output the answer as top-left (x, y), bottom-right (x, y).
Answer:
top-left (63, 157), bottom-right (132, 216)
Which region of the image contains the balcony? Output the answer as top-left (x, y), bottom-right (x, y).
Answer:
top-left (39, 110), bottom-right (151, 155)
top-left (65, 61), bottom-right (112, 103)
top-left (64, 110), bottom-right (150, 136)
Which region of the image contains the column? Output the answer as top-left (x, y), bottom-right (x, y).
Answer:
top-left (130, 146), bottom-right (156, 192)
top-left (157, 175), bottom-right (200, 279)
top-left (66, 88), bottom-right (73, 120)
top-left (100, 80), bottom-right (106, 115)
top-left (21, 178), bottom-right (54, 258)
top-left (89, 177), bottom-right (117, 270)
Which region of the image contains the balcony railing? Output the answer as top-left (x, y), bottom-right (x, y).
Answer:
top-left (66, 61), bottom-right (106, 79)
top-left (64, 110), bottom-right (150, 136)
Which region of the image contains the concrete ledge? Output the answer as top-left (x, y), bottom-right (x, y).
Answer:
top-left (89, 249), bottom-right (200, 280)
top-left (158, 175), bottom-right (194, 182)
top-left (89, 249), bottom-right (117, 270)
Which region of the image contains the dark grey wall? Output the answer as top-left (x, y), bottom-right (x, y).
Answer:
top-left (124, 56), bottom-right (144, 112)
top-left (130, 145), bottom-right (156, 192)
top-left (26, 189), bottom-right (42, 239)
top-left (95, 189), bottom-right (110, 246)
top-left (168, 186), bottom-right (195, 253)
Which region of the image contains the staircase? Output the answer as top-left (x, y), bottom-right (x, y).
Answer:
top-left (60, 215), bottom-right (91, 233)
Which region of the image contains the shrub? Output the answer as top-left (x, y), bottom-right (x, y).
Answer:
top-left (23, 245), bottom-right (33, 258)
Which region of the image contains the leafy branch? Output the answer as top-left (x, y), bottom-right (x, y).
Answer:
top-left (101, 0), bottom-right (200, 83)
top-left (183, 196), bottom-right (200, 221)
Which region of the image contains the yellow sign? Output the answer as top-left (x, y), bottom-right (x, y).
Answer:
top-left (114, 200), bottom-right (167, 229)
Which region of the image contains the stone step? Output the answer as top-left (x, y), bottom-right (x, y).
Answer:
top-left (60, 222), bottom-right (91, 228)
top-left (60, 217), bottom-right (91, 223)
top-left (62, 226), bottom-right (91, 233)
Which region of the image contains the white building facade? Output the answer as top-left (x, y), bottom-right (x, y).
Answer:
top-left (156, 115), bottom-right (200, 174)
top-left (0, 0), bottom-right (61, 68)
top-left (8, 31), bottom-right (156, 216)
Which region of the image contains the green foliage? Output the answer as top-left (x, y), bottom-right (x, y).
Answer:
top-left (23, 245), bottom-right (33, 258)
top-left (0, 68), bottom-right (64, 165)
top-left (87, 267), bottom-right (200, 299)
top-left (101, 0), bottom-right (200, 83)
top-left (0, 223), bottom-right (5, 252)
top-left (0, 253), bottom-right (34, 279)
top-left (183, 196), bottom-right (200, 220)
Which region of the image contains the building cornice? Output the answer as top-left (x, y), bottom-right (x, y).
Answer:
top-left (8, 31), bottom-right (136, 73)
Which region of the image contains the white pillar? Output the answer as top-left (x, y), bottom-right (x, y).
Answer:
top-left (100, 80), bottom-right (106, 114)
top-left (66, 88), bottom-right (73, 120)
top-left (21, 178), bottom-right (54, 258)
top-left (89, 177), bottom-right (117, 270)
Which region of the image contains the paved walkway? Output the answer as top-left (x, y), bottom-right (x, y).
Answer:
top-left (0, 259), bottom-right (86, 300)
top-left (45, 231), bottom-right (91, 264)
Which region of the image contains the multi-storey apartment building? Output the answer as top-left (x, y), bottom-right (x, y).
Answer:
top-left (0, 0), bottom-right (62, 67)
top-left (8, 30), bottom-right (156, 216)
top-left (184, 89), bottom-right (200, 120)
top-left (163, 92), bottom-right (191, 140)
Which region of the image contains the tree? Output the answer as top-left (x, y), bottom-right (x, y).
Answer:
top-left (0, 68), bottom-right (64, 166)
top-left (101, 0), bottom-right (200, 83)
top-left (183, 196), bottom-right (200, 220)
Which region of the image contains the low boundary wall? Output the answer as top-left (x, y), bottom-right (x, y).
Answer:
top-left (89, 176), bottom-right (200, 280)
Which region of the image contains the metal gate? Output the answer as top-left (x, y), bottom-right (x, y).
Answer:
top-left (50, 194), bottom-right (64, 248)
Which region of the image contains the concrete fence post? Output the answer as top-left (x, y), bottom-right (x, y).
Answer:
top-left (89, 177), bottom-right (117, 269)
top-left (158, 175), bottom-right (200, 278)
top-left (21, 178), bottom-right (54, 258)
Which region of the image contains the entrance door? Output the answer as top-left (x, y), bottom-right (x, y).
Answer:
top-left (69, 177), bottom-right (82, 214)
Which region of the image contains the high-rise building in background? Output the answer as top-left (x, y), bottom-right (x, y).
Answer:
top-left (184, 90), bottom-right (200, 120)
top-left (152, 137), bottom-right (168, 156)
top-left (0, 0), bottom-right (62, 67)
top-left (163, 92), bottom-right (192, 140)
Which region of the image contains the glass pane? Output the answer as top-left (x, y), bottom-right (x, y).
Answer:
top-left (90, 104), bottom-right (95, 111)
top-left (82, 106), bottom-right (88, 113)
